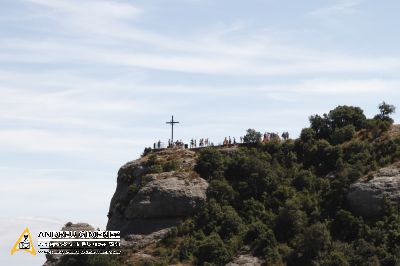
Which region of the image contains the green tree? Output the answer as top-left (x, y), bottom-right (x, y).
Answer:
top-left (294, 222), bottom-right (332, 264)
top-left (206, 179), bottom-right (236, 205)
top-left (245, 221), bottom-right (279, 259)
top-left (375, 101), bottom-right (396, 122)
top-left (309, 105), bottom-right (366, 140)
top-left (243, 129), bottom-right (262, 144)
top-left (331, 125), bottom-right (355, 145)
top-left (195, 148), bottom-right (225, 180)
top-left (309, 114), bottom-right (331, 139)
top-left (196, 233), bottom-right (231, 266)
top-left (274, 205), bottom-right (307, 241)
top-left (218, 206), bottom-right (245, 240)
top-left (328, 105), bottom-right (366, 130)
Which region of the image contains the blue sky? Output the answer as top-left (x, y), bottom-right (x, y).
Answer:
top-left (1, 0), bottom-right (400, 264)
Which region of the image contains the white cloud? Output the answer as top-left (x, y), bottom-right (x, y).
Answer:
top-left (2, 37), bottom-right (400, 76)
top-left (0, 0), bottom-right (395, 78)
top-left (299, 79), bottom-right (400, 94)
top-left (310, 0), bottom-right (364, 21)
top-left (26, 0), bottom-right (142, 20)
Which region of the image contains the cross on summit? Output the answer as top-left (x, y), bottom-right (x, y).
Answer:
top-left (166, 115), bottom-right (179, 144)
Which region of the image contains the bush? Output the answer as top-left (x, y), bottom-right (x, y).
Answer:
top-left (157, 103), bottom-right (400, 266)
top-left (195, 148), bottom-right (225, 180)
top-left (293, 222), bottom-right (332, 263)
top-left (196, 233), bottom-right (231, 266)
top-left (274, 206), bottom-right (307, 241)
top-left (331, 125), bottom-right (355, 145)
top-left (218, 206), bottom-right (244, 240)
top-left (374, 101), bottom-right (396, 122)
top-left (163, 159), bottom-right (179, 172)
top-left (179, 237), bottom-right (197, 261)
top-left (206, 179), bottom-right (236, 205)
top-left (243, 129), bottom-right (262, 144)
top-left (245, 221), bottom-right (278, 258)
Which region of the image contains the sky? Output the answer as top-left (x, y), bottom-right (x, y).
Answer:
top-left (1, 0), bottom-right (400, 264)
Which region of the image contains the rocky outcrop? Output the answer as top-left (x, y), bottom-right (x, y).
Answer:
top-left (347, 162), bottom-right (400, 217)
top-left (225, 246), bottom-right (265, 266)
top-left (226, 253), bottom-right (264, 266)
top-left (43, 223), bottom-right (95, 266)
top-left (107, 148), bottom-right (209, 236)
top-left (121, 228), bottom-right (172, 250)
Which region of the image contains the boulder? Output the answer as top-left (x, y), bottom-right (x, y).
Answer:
top-left (107, 149), bottom-right (208, 236)
top-left (347, 162), bottom-right (400, 217)
top-left (43, 223), bottom-right (95, 266)
top-left (121, 228), bottom-right (172, 250)
top-left (226, 254), bottom-right (264, 266)
top-left (225, 246), bottom-right (264, 266)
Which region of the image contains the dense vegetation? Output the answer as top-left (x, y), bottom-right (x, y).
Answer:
top-left (58, 102), bottom-right (400, 266)
top-left (155, 102), bottom-right (400, 266)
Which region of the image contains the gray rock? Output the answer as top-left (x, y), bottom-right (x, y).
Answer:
top-left (226, 254), bottom-right (264, 266)
top-left (43, 223), bottom-right (95, 266)
top-left (121, 228), bottom-right (172, 250)
top-left (107, 149), bottom-right (208, 236)
top-left (347, 162), bottom-right (400, 217)
top-left (126, 171), bottom-right (208, 219)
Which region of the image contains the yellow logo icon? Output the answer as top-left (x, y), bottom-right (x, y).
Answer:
top-left (11, 227), bottom-right (36, 256)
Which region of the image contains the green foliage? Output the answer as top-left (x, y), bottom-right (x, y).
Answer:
top-left (163, 159), bottom-right (179, 172)
top-left (148, 164), bottom-right (163, 173)
top-left (195, 148), bottom-right (225, 180)
top-left (294, 222), bottom-right (332, 263)
top-left (329, 105), bottom-right (366, 130)
top-left (331, 210), bottom-right (363, 241)
top-left (142, 147), bottom-right (152, 157)
top-left (274, 204), bottom-right (307, 241)
top-left (156, 103), bottom-right (400, 266)
top-left (331, 125), bottom-right (355, 145)
top-left (309, 105), bottom-right (366, 141)
top-left (245, 221), bottom-right (279, 259)
top-left (206, 179), bottom-right (236, 205)
top-left (196, 233), bottom-right (231, 266)
top-left (375, 101), bottom-right (396, 122)
top-left (243, 128), bottom-right (262, 144)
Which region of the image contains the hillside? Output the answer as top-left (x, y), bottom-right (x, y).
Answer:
top-left (49, 103), bottom-right (400, 266)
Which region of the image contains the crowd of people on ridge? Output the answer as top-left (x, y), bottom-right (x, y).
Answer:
top-left (152, 131), bottom-right (290, 150)
top-left (190, 138), bottom-right (212, 148)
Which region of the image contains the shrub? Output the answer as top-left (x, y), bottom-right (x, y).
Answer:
top-left (196, 233), bottom-right (231, 266)
top-left (195, 148), bottom-right (225, 180)
top-left (331, 125), bottom-right (355, 145)
top-left (206, 179), bottom-right (236, 205)
top-left (243, 129), bottom-right (262, 144)
top-left (163, 159), bottom-right (179, 172)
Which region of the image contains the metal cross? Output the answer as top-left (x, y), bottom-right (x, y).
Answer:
top-left (166, 115), bottom-right (179, 144)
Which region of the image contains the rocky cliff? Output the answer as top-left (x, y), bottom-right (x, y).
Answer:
top-left (106, 148), bottom-right (209, 236)
top-left (347, 161), bottom-right (400, 217)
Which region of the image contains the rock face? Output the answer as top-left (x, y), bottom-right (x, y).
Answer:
top-left (347, 162), bottom-right (400, 217)
top-left (107, 148), bottom-right (208, 236)
top-left (225, 246), bottom-right (264, 266)
top-left (226, 253), bottom-right (264, 266)
top-left (121, 228), bottom-right (172, 250)
top-left (43, 223), bottom-right (95, 266)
